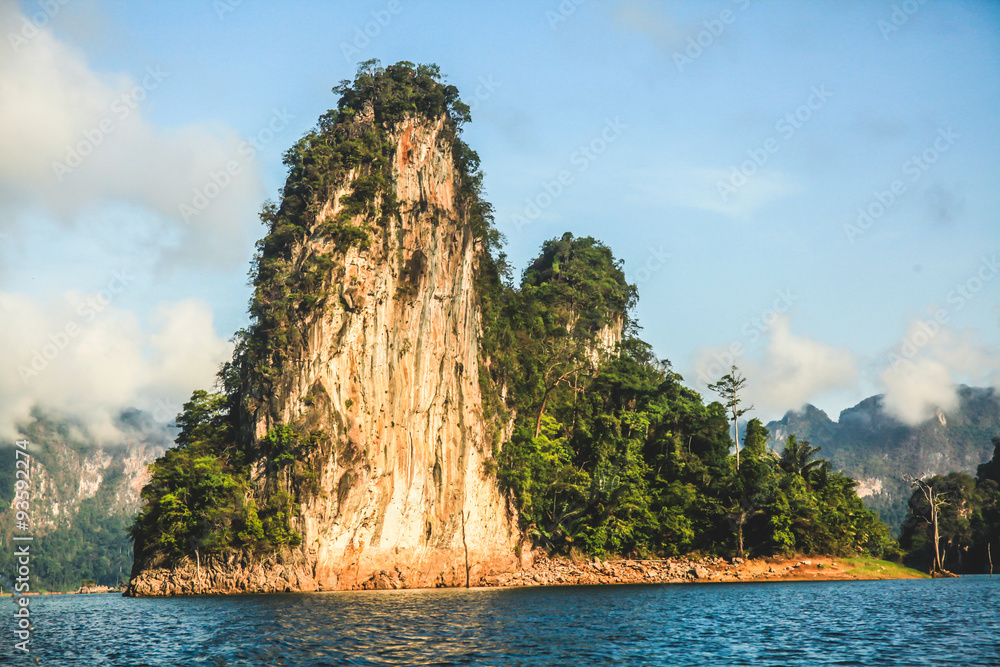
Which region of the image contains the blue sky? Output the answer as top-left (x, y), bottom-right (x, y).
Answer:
top-left (0, 0), bottom-right (997, 439)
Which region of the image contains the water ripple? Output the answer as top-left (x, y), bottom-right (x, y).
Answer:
top-left (2, 577), bottom-right (998, 665)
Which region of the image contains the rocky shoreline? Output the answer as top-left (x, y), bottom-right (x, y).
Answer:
top-left (126, 552), bottom-right (318, 597)
top-left (480, 554), bottom-right (915, 588)
top-left (125, 552), bottom-right (924, 596)
top-left (77, 584), bottom-right (123, 594)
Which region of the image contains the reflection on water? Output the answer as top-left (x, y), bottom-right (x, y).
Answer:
top-left (4, 577), bottom-right (999, 665)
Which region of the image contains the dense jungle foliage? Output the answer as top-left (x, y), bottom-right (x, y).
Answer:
top-left (128, 391), bottom-right (304, 566)
top-left (492, 233), bottom-right (898, 560)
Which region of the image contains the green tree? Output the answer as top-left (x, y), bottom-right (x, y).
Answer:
top-left (977, 436), bottom-right (1000, 486)
top-left (708, 365), bottom-right (753, 469)
top-left (779, 435), bottom-right (823, 479)
top-left (496, 416), bottom-right (589, 551)
top-left (511, 232), bottom-right (636, 438)
top-left (726, 451), bottom-right (777, 558)
top-left (742, 418), bottom-right (770, 460)
top-left (130, 391), bottom-right (302, 568)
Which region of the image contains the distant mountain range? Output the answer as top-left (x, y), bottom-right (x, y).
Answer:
top-left (766, 385), bottom-right (1000, 533)
top-left (0, 408), bottom-right (172, 591)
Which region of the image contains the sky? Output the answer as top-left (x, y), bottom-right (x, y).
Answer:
top-left (0, 0), bottom-right (997, 442)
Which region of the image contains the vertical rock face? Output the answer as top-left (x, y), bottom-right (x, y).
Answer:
top-left (258, 115), bottom-right (520, 589)
top-left (128, 65), bottom-right (527, 596)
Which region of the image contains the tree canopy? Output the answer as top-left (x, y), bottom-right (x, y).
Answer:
top-left (900, 439), bottom-right (1000, 574)
top-left (494, 235), bottom-right (897, 560)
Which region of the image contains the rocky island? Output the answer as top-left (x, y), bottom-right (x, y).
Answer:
top-left (127, 61), bottom-right (970, 597)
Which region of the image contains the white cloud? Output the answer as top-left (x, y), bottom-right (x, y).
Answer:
top-left (691, 314), bottom-right (999, 426)
top-left (148, 301), bottom-right (234, 397)
top-left (691, 315), bottom-right (858, 413)
top-left (0, 291), bottom-right (232, 442)
top-left (748, 317), bottom-right (858, 410)
top-left (879, 321), bottom-right (1000, 425)
top-left (0, 3), bottom-right (264, 269)
top-left (880, 357), bottom-right (959, 426)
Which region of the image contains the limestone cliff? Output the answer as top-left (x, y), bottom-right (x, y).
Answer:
top-left (128, 63), bottom-right (522, 595)
top-left (255, 113), bottom-right (520, 590)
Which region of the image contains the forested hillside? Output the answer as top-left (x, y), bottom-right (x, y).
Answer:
top-left (767, 387), bottom-right (1000, 532)
top-left (490, 235), bottom-right (895, 559)
top-left (0, 409), bottom-right (170, 591)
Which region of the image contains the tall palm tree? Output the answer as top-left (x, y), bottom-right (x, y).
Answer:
top-left (779, 435), bottom-right (823, 477)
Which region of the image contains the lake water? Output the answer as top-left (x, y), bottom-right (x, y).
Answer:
top-left (3, 576), bottom-right (998, 665)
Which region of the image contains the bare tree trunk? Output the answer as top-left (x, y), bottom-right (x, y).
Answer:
top-left (733, 409), bottom-right (740, 470)
top-left (906, 476), bottom-right (950, 576)
top-left (461, 511), bottom-right (470, 588)
top-left (931, 496), bottom-right (942, 574)
top-left (737, 517), bottom-right (744, 559)
top-left (534, 392), bottom-right (550, 439)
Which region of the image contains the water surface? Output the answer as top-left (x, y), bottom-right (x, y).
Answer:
top-left (4, 577), bottom-right (998, 665)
